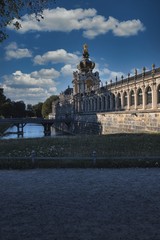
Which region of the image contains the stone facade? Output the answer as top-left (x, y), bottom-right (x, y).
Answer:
top-left (52, 45), bottom-right (160, 134)
top-left (97, 111), bottom-right (160, 134)
top-left (73, 66), bottom-right (160, 114)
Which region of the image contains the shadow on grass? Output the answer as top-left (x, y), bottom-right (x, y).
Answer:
top-left (0, 157), bottom-right (160, 169)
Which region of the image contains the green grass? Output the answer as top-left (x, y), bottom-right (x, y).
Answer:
top-left (0, 133), bottom-right (160, 169)
top-left (0, 133), bottom-right (160, 157)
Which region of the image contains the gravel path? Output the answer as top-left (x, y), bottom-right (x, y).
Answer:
top-left (0, 168), bottom-right (160, 240)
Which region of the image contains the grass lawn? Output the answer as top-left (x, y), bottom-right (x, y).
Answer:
top-left (0, 133), bottom-right (160, 168)
top-left (0, 133), bottom-right (160, 157)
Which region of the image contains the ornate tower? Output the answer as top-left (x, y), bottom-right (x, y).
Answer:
top-left (72, 44), bottom-right (100, 96)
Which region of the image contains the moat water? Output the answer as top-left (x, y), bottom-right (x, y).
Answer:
top-left (1, 123), bottom-right (57, 139)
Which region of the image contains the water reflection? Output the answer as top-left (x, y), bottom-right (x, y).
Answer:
top-left (1, 123), bottom-right (56, 139)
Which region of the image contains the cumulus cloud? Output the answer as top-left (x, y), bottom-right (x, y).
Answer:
top-left (7, 7), bottom-right (145, 39)
top-left (112, 19), bottom-right (145, 37)
top-left (95, 65), bottom-right (125, 84)
top-left (3, 85), bottom-right (49, 104)
top-left (2, 68), bottom-right (59, 104)
top-left (33, 49), bottom-right (80, 65)
top-left (5, 42), bottom-right (32, 60)
top-left (61, 64), bottom-right (76, 76)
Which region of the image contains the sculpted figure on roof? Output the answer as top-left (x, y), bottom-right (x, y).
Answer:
top-left (83, 43), bottom-right (89, 58)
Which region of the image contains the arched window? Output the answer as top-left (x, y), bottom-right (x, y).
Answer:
top-left (88, 99), bottom-right (91, 111)
top-left (130, 90), bottom-right (135, 106)
top-left (86, 100), bottom-right (89, 112)
top-left (81, 100), bottom-right (84, 112)
top-left (157, 85), bottom-right (160, 104)
top-left (99, 97), bottom-right (102, 111)
top-left (146, 86), bottom-right (152, 104)
top-left (107, 95), bottom-right (110, 110)
top-left (137, 88), bottom-right (143, 105)
top-left (123, 92), bottom-right (127, 107)
top-left (102, 96), bottom-right (106, 111)
top-left (83, 100), bottom-right (85, 112)
top-left (112, 94), bottom-right (115, 109)
top-left (117, 93), bottom-right (121, 109)
top-left (91, 98), bottom-right (94, 111)
top-left (95, 98), bottom-right (97, 111)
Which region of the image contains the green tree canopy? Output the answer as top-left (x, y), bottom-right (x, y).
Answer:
top-left (0, 88), bottom-right (6, 106)
top-left (12, 101), bottom-right (26, 117)
top-left (1, 101), bottom-right (13, 118)
top-left (0, 88), bottom-right (12, 117)
top-left (0, 0), bottom-right (56, 42)
top-left (32, 102), bottom-right (43, 118)
top-left (42, 95), bottom-right (59, 118)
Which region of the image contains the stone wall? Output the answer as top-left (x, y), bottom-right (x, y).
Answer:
top-left (54, 111), bottom-right (160, 135)
top-left (97, 111), bottom-right (160, 134)
top-left (54, 113), bottom-right (100, 135)
top-left (73, 114), bottom-right (101, 134)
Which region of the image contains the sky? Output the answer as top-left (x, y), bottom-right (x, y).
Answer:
top-left (1, 0), bottom-right (160, 105)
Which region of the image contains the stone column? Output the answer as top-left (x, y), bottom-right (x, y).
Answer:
top-left (127, 89), bottom-right (130, 110)
top-left (152, 82), bottom-right (157, 109)
top-left (116, 93), bottom-right (119, 110)
top-left (121, 92), bottom-right (124, 109)
top-left (135, 88), bottom-right (137, 110)
top-left (77, 99), bottom-right (80, 113)
top-left (142, 85), bottom-right (146, 110)
top-left (75, 99), bottom-right (78, 113)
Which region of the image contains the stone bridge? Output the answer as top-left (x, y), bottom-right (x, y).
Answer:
top-left (0, 117), bottom-right (73, 136)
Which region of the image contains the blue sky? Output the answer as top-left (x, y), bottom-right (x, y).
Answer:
top-left (1, 0), bottom-right (160, 105)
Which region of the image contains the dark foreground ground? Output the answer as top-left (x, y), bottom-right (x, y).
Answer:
top-left (0, 169), bottom-right (160, 240)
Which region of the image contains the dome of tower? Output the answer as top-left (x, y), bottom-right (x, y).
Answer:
top-left (77, 44), bottom-right (95, 72)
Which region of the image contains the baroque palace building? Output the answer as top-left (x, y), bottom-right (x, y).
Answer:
top-left (53, 44), bottom-right (160, 134)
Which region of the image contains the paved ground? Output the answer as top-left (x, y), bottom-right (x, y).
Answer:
top-left (0, 168), bottom-right (160, 240)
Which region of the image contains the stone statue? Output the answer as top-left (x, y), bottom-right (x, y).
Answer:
top-left (83, 44), bottom-right (89, 58)
top-left (83, 44), bottom-right (88, 54)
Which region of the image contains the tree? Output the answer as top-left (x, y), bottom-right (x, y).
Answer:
top-left (12, 101), bottom-right (26, 117)
top-left (0, 88), bottom-right (13, 117)
top-left (25, 104), bottom-right (35, 117)
top-left (1, 101), bottom-right (13, 118)
top-left (42, 95), bottom-right (59, 118)
top-left (0, 0), bottom-right (56, 42)
top-left (32, 102), bottom-right (43, 117)
top-left (0, 88), bottom-right (6, 106)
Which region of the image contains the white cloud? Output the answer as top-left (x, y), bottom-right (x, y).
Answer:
top-left (113, 19), bottom-right (145, 37)
top-left (82, 16), bottom-right (145, 39)
top-left (61, 64), bottom-right (76, 76)
top-left (2, 68), bottom-right (60, 104)
top-left (33, 49), bottom-right (80, 65)
top-left (3, 85), bottom-right (49, 104)
top-left (31, 68), bottom-right (60, 79)
top-left (5, 42), bottom-right (32, 60)
top-left (95, 65), bottom-right (125, 84)
top-left (8, 8), bottom-right (145, 39)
